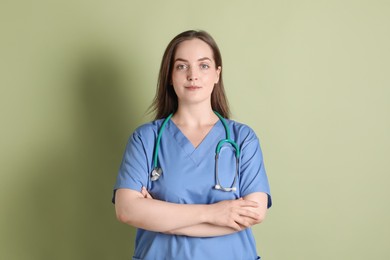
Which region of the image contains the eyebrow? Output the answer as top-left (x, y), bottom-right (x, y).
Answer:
top-left (174, 57), bottom-right (213, 63)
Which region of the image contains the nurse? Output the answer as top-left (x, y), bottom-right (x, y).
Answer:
top-left (113, 30), bottom-right (272, 260)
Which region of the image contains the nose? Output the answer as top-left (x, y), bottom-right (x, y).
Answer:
top-left (187, 67), bottom-right (198, 81)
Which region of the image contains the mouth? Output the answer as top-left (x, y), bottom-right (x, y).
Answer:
top-left (185, 85), bottom-right (202, 90)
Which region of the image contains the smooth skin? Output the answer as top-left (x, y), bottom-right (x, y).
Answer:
top-left (115, 39), bottom-right (268, 237)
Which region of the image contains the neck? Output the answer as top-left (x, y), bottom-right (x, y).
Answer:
top-left (172, 105), bottom-right (218, 126)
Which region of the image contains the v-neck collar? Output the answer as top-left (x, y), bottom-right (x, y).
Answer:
top-left (166, 119), bottom-right (224, 166)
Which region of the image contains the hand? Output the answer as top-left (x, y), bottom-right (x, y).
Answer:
top-left (205, 198), bottom-right (260, 231)
top-left (141, 186), bottom-right (153, 199)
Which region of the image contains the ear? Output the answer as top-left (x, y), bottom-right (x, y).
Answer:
top-left (215, 66), bottom-right (221, 84)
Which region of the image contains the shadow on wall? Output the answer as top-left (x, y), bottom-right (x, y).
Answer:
top-left (6, 47), bottom-right (139, 259)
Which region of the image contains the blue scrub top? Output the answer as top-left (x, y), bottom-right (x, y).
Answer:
top-left (113, 118), bottom-right (272, 260)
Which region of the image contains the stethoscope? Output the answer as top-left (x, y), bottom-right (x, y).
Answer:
top-left (150, 111), bottom-right (240, 192)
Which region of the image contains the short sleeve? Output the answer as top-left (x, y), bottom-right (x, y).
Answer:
top-left (239, 132), bottom-right (272, 208)
top-left (112, 132), bottom-right (150, 203)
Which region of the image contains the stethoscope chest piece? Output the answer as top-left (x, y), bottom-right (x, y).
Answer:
top-left (214, 184), bottom-right (237, 192)
top-left (151, 167), bottom-right (162, 181)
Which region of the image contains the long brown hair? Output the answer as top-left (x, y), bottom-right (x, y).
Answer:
top-left (149, 30), bottom-right (231, 119)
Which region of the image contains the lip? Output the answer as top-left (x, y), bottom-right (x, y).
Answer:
top-left (185, 85), bottom-right (202, 90)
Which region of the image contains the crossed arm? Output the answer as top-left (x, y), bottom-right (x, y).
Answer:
top-left (114, 187), bottom-right (268, 237)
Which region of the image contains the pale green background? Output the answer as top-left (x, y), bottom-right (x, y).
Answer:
top-left (1, 0), bottom-right (389, 259)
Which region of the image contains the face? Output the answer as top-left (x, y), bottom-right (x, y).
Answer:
top-left (171, 39), bottom-right (221, 107)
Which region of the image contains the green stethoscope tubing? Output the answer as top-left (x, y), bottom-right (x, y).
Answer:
top-left (214, 111), bottom-right (240, 158)
top-left (152, 113), bottom-right (174, 169)
top-left (151, 111), bottom-right (240, 192)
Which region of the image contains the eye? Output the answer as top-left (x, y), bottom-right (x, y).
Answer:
top-left (200, 63), bottom-right (210, 70)
top-left (176, 64), bottom-right (188, 70)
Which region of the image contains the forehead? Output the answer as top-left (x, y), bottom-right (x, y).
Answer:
top-left (174, 39), bottom-right (214, 61)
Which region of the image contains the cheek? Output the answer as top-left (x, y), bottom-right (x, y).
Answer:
top-left (205, 74), bottom-right (218, 86)
top-left (171, 72), bottom-right (185, 84)
top-left (204, 70), bottom-right (219, 83)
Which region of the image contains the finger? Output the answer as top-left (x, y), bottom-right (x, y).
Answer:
top-left (238, 199), bottom-right (259, 208)
top-left (229, 220), bottom-right (242, 231)
top-left (234, 218), bottom-right (249, 228)
top-left (237, 208), bottom-right (260, 220)
top-left (141, 187), bottom-right (148, 198)
top-left (227, 212), bottom-right (252, 230)
top-left (233, 214), bottom-right (257, 229)
top-left (145, 192), bottom-right (153, 199)
top-left (142, 187), bottom-right (153, 199)
top-left (235, 217), bottom-right (253, 228)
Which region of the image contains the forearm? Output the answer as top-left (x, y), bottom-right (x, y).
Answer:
top-left (115, 189), bottom-right (208, 232)
top-left (242, 192), bottom-right (268, 224)
top-left (115, 188), bottom-right (260, 234)
top-left (166, 223), bottom-right (239, 237)
top-left (166, 193), bottom-right (268, 237)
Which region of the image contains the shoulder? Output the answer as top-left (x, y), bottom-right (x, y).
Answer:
top-left (226, 119), bottom-right (259, 143)
top-left (133, 119), bottom-right (163, 136)
top-left (226, 119), bottom-right (266, 158)
top-left (128, 119), bottom-right (165, 145)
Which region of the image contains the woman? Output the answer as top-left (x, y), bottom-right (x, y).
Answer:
top-left (113, 30), bottom-right (272, 260)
